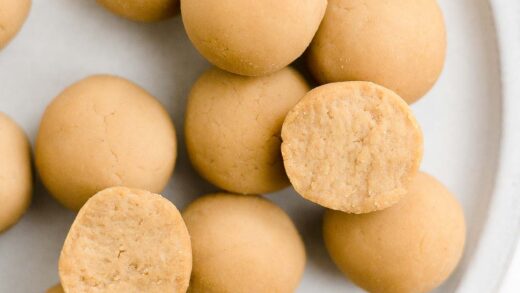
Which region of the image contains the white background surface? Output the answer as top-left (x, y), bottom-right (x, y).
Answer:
top-left (490, 0), bottom-right (520, 291)
top-left (504, 247), bottom-right (520, 293)
top-left (0, 0), bottom-right (518, 292)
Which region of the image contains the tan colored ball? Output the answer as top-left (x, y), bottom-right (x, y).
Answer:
top-left (97, 0), bottom-right (178, 22)
top-left (185, 67), bottom-right (309, 194)
top-left (59, 187), bottom-right (192, 293)
top-left (181, 0), bottom-right (327, 76)
top-left (281, 81), bottom-right (423, 214)
top-left (308, 0), bottom-right (446, 103)
top-left (35, 75), bottom-right (176, 211)
top-left (0, 113), bottom-right (32, 233)
top-left (0, 0), bottom-right (31, 49)
top-left (183, 193), bottom-right (306, 293)
top-left (323, 172), bottom-right (466, 293)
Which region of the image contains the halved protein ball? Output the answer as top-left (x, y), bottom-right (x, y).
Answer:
top-left (281, 81), bottom-right (423, 213)
top-left (59, 187), bottom-right (192, 293)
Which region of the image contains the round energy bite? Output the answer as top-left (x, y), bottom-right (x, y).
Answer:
top-left (181, 0), bottom-right (327, 76)
top-left (97, 0), bottom-right (178, 22)
top-left (183, 193), bottom-right (305, 293)
top-left (59, 187), bottom-right (192, 293)
top-left (185, 67), bottom-right (309, 194)
top-left (308, 0), bottom-right (446, 103)
top-left (323, 172), bottom-right (466, 293)
top-left (281, 81), bottom-right (423, 213)
top-left (0, 0), bottom-right (31, 50)
top-left (0, 113), bottom-right (32, 233)
top-left (36, 75), bottom-right (176, 211)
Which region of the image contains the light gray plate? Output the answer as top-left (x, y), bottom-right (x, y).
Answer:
top-left (0, 0), bottom-right (518, 292)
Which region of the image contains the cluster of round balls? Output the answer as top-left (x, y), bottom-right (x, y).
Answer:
top-left (0, 0), bottom-right (466, 293)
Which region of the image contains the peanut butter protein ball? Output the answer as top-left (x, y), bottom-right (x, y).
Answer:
top-left (281, 81), bottom-right (423, 213)
top-left (97, 0), bottom-right (178, 22)
top-left (0, 0), bottom-right (31, 49)
top-left (59, 187), bottom-right (192, 293)
top-left (36, 75), bottom-right (176, 211)
top-left (181, 0), bottom-right (327, 76)
top-left (183, 194), bottom-right (306, 293)
top-left (308, 0), bottom-right (446, 103)
top-left (323, 172), bottom-right (466, 293)
top-left (0, 113), bottom-right (32, 233)
top-left (185, 67), bottom-right (309, 194)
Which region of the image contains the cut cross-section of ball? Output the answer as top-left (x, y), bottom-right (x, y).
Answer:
top-left (59, 187), bottom-right (192, 293)
top-left (281, 81), bottom-right (423, 214)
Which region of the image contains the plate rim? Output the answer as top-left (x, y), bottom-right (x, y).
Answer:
top-left (457, 0), bottom-right (520, 292)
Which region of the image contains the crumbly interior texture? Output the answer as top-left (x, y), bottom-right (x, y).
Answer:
top-left (59, 187), bottom-right (192, 293)
top-left (308, 0), bottom-right (446, 103)
top-left (35, 75), bottom-right (176, 211)
top-left (183, 194), bottom-right (306, 293)
top-left (281, 81), bottom-right (423, 214)
top-left (97, 0), bottom-right (178, 22)
top-left (0, 0), bottom-right (31, 49)
top-left (323, 172), bottom-right (466, 293)
top-left (181, 0), bottom-right (327, 76)
top-left (0, 113), bottom-right (32, 233)
top-left (185, 67), bottom-right (309, 194)
top-left (46, 284), bottom-right (64, 293)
